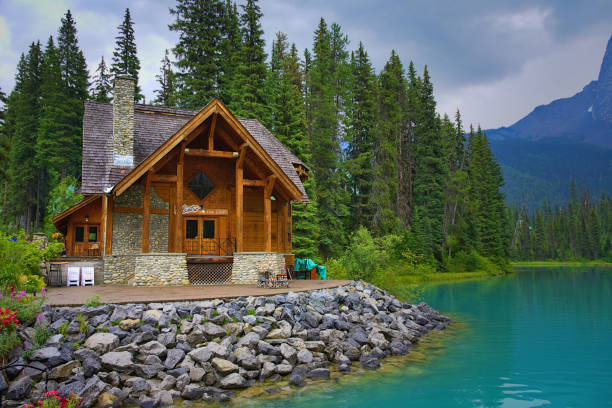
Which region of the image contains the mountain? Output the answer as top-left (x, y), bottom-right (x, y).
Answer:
top-left (486, 34), bottom-right (612, 208)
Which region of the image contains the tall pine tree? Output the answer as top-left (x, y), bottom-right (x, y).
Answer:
top-left (91, 56), bottom-right (112, 102)
top-left (153, 49), bottom-right (177, 107)
top-left (111, 8), bottom-right (142, 101)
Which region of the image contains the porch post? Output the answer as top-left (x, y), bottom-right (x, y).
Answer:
top-left (101, 195), bottom-right (107, 254)
top-left (236, 144), bottom-right (247, 252)
top-left (264, 175), bottom-right (276, 252)
top-left (175, 142), bottom-right (185, 252)
top-left (142, 171), bottom-right (151, 253)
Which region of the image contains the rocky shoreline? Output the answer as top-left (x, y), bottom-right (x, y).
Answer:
top-left (3, 281), bottom-right (450, 407)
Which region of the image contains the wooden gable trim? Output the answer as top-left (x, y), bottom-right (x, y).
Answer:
top-left (52, 194), bottom-right (102, 227)
top-left (111, 98), bottom-right (303, 202)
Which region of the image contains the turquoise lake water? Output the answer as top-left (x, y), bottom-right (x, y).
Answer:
top-left (235, 268), bottom-right (612, 407)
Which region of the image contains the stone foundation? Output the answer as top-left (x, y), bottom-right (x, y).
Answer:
top-left (104, 254), bottom-right (189, 286)
top-left (231, 252), bottom-right (286, 284)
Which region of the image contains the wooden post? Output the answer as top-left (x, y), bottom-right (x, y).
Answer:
top-left (235, 144), bottom-right (247, 252)
top-left (142, 172), bottom-right (151, 253)
top-left (208, 113), bottom-right (217, 151)
top-left (105, 197), bottom-right (114, 255)
top-left (100, 195), bottom-right (107, 255)
top-left (175, 142), bottom-right (185, 252)
top-left (264, 175), bottom-right (276, 252)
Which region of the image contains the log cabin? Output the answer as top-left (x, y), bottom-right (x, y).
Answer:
top-left (52, 75), bottom-right (309, 286)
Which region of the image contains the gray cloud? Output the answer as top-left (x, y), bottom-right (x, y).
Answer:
top-left (1, 0), bottom-right (611, 128)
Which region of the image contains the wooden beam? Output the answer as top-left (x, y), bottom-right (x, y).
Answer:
top-left (208, 113), bottom-right (217, 150)
top-left (105, 197), bottom-right (114, 255)
top-left (184, 148), bottom-right (236, 159)
top-left (142, 172), bottom-right (151, 253)
top-left (264, 175), bottom-right (276, 252)
top-left (175, 141), bottom-right (185, 253)
top-left (152, 149), bottom-right (178, 174)
top-left (100, 195), bottom-right (107, 255)
top-left (215, 126), bottom-right (239, 151)
top-left (151, 174), bottom-right (177, 183)
top-left (235, 144), bottom-right (247, 253)
top-left (243, 179), bottom-right (266, 187)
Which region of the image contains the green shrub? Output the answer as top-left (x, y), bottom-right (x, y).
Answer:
top-left (57, 322), bottom-right (69, 336)
top-left (246, 309), bottom-right (256, 316)
top-left (84, 296), bottom-right (103, 307)
top-left (32, 324), bottom-right (52, 348)
top-left (0, 294), bottom-right (44, 326)
top-left (76, 313), bottom-right (88, 334)
top-left (0, 330), bottom-right (21, 358)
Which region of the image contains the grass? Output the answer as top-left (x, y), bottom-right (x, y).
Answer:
top-left (84, 295), bottom-right (103, 307)
top-left (32, 324), bottom-right (52, 347)
top-left (0, 332), bottom-right (21, 358)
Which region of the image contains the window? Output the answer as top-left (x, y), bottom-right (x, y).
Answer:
top-left (188, 172), bottom-right (215, 200)
top-left (186, 220), bottom-right (198, 239)
top-left (287, 222), bottom-right (291, 244)
top-left (203, 220), bottom-right (215, 239)
top-left (75, 226), bottom-right (84, 242)
top-left (88, 226), bottom-right (98, 242)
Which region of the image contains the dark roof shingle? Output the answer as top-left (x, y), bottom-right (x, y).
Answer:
top-left (81, 101), bottom-right (308, 201)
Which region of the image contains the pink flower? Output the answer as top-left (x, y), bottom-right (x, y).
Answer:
top-left (37, 313), bottom-right (43, 322)
top-left (41, 288), bottom-right (46, 294)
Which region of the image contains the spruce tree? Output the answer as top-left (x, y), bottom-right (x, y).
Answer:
top-left (228, 0), bottom-right (269, 123)
top-left (170, 0), bottom-right (225, 108)
top-left (218, 0), bottom-right (242, 106)
top-left (345, 42), bottom-right (377, 230)
top-left (153, 49), bottom-right (177, 107)
top-left (372, 50), bottom-right (405, 234)
top-left (411, 66), bottom-right (446, 262)
top-left (0, 88), bottom-right (8, 184)
top-left (57, 9), bottom-right (88, 179)
top-left (8, 43), bottom-right (42, 232)
top-left (91, 56), bottom-right (112, 102)
top-left (111, 8), bottom-right (142, 101)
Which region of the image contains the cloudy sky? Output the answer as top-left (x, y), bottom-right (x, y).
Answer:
top-left (1, 0), bottom-right (611, 129)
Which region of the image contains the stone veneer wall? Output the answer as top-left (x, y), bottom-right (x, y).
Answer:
top-left (112, 75), bottom-right (135, 166)
top-left (104, 253), bottom-right (188, 286)
top-left (112, 184), bottom-right (143, 254)
top-left (149, 187), bottom-right (169, 252)
top-left (231, 252), bottom-right (286, 284)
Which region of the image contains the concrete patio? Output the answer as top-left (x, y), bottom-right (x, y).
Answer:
top-left (44, 280), bottom-right (353, 306)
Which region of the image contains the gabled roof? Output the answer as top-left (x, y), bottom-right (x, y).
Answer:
top-left (82, 99), bottom-right (308, 201)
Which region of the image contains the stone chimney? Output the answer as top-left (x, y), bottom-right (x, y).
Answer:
top-left (112, 75), bottom-right (135, 166)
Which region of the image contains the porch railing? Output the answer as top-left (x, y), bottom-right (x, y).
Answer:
top-left (72, 242), bottom-right (101, 257)
top-left (184, 237), bottom-right (236, 256)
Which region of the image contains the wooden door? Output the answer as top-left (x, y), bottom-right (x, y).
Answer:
top-left (184, 217), bottom-right (200, 254)
top-left (72, 224), bottom-right (101, 256)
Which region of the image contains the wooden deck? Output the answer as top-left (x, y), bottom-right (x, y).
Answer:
top-left (44, 280), bottom-right (353, 306)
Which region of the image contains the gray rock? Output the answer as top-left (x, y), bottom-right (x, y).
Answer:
top-left (186, 326), bottom-right (207, 345)
top-left (83, 358), bottom-right (102, 378)
top-left (167, 367), bottom-right (188, 377)
top-left (188, 347), bottom-right (212, 364)
top-left (203, 322), bottom-right (226, 337)
top-left (143, 355), bottom-right (162, 365)
top-left (297, 349), bottom-right (313, 364)
top-left (165, 348), bottom-right (185, 369)
top-left (261, 361), bottom-right (276, 378)
top-left (289, 372), bottom-right (306, 387)
top-left (242, 315), bottom-right (256, 326)
top-left (237, 354), bottom-right (259, 370)
top-left (219, 373), bottom-right (247, 389)
top-left (125, 377), bottom-right (151, 394)
top-left (74, 348), bottom-right (99, 362)
top-left (84, 333), bottom-right (120, 354)
top-left (142, 309), bottom-right (162, 325)
top-left (133, 363), bottom-right (164, 379)
top-left (6, 377), bottom-right (32, 400)
top-left (31, 346), bottom-right (61, 361)
top-left (307, 368), bottom-right (330, 379)
top-left (58, 380), bottom-right (85, 398)
top-left (360, 357), bottom-right (381, 369)
top-left (100, 351), bottom-right (134, 373)
top-left (160, 374), bottom-right (176, 390)
top-left (258, 341), bottom-right (281, 356)
top-left (338, 363), bottom-right (351, 372)
top-left (157, 331), bottom-right (176, 347)
top-left (175, 373), bottom-right (190, 391)
top-left (181, 384), bottom-right (207, 400)
top-left (189, 367), bottom-right (206, 382)
top-left (279, 343), bottom-right (297, 364)
top-left (206, 341), bottom-right (229, 358)
top-left (276, 363), bottom-right (293, 376)
top-left (140, 340), bottom-right (167, 356)
top-left (154, 390), bottom-right (174, 406)
top-left (78, 375), bottom-right (108, 408)
top-left (110, 306), bottom-right (128, 322)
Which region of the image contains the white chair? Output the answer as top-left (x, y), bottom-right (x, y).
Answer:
top-left (81, 267), bottom-right (95, 286)
top-left (67, 267), bottom-right (80, 287)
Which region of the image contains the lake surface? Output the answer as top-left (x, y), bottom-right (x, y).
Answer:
top-left (234, 268), bottom-right (612, 407)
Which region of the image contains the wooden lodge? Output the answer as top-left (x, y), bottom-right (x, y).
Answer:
top-left (53, 76), bottom-right (309, 286)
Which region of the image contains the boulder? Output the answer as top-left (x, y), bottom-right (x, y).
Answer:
top-left (188, 347), bottom-right (212, 364)
top-left (100, 351), bottom-right (134, 373)
top-left (289, 372), bottom-right (306, 387)
top-left (296, 349), bottom-right (313, 364)
top-left (97, 392), bottom-right (120, 408)
top-left (125, 377), bottom-right (151, 394)
top-left (118, 319), bottom-right (141, 331)
top-left (140, 340), bottom-right (167, 356)
top-left (142, 309), bottom-right (162, 325)
top-left (203, 322), bottom-right (226, 337)
top-left (164, 348), bottom-right (185, 369)
top-left (133, 363), bottom-right (164, 379)
top-left (189, 367), bottom-right (206, 382)
top-left (78, 375), bottom-right (108, 408)
top-left (159, 375), bottom-right (176, 390)
top-left (181, 384), bottom-right (207, 400)
top-left (279, 343), bottom-right (297, 364)
top-left (212, 357), bottom-right (239, 376)
top-left (6, 377), bottom-right (32, 400)
top-left (276, 364), bottom-right (293, 376)
top-left (219, 373), bottom-right (247, 389)
top-left (360, 357), bottom-right (381, 370)
top-left (175, 373), bottom-right (190, 392)
top-left (307, 368), bottom-right (330, 379)
top-left (236, 332), bottom-right (260, 348)
top-left (30, 346), bottom-right (61, 361)
top-left (84, 333), bottom-right (120, 354)
top-left (49, 360), bottom-right (81, 381)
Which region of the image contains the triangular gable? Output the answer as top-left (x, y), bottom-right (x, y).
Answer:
top-left (112, 98), bottom-right (303, 201)
top-left (52, 194), bottom-right (102, 230)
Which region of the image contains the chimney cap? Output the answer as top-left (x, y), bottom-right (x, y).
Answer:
top-left (114, 74), bottom-right (135, 82)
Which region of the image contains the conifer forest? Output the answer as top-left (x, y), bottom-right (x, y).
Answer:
top-left (1, 1), bottom-right (609, 275)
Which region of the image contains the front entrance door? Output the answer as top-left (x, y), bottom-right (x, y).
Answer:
top-left (183, 217), bottom-right (233, 255)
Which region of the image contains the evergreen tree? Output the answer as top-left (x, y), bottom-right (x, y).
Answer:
top-left (57, 9), bottom-right (88, 179)
top-left (7, 43), bottom-right (42, 232)
top-left (0, 88), bottom-right (8, 184)
top-left (411, 66), bottom-right (446, 262)
top-left (170, 0), bottom-right (225, 108)
top-left (372, 50), bottom-right (405, 234)
top-left (218, 0), bottom-right (242, 106)
top-left (153, 49), bottom-right (177, 107)
top-left (306, 19), bottom-right (348, 257)
top-left (111, 8), bottom-right (142, 101)
top-left (91, 56), bottom-right (112, 102)
top-left (228, 0), bottom-right (268, 123)
top-left (345, 42), bottom-right (377, 230)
